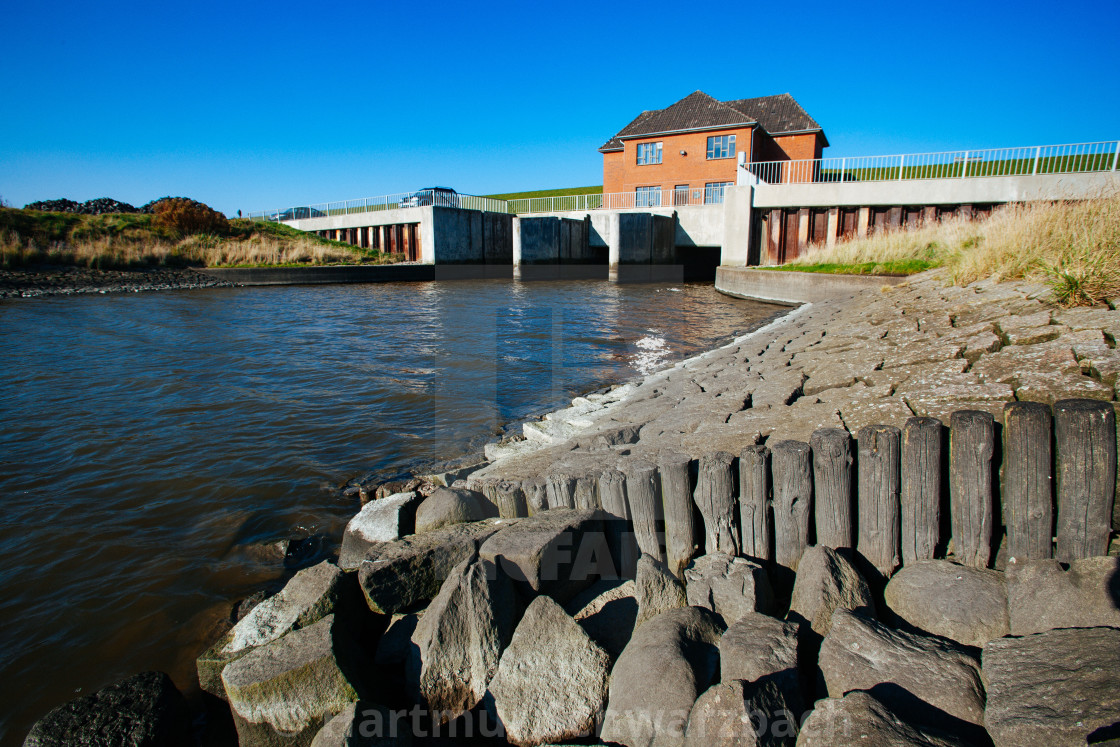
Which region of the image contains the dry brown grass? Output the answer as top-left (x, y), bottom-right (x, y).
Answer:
top-left (0, 213), bottom-right (403, 269)
top-left (789, 195), bottom-right (1120, 306)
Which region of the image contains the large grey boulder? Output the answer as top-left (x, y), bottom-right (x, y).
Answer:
top-left (720, 613), bottom-right (803, 713)
top-left (983, 626), bottom-right (1120, 747)
top-left (787, 546), bottom-right (874, 640)
top-left (23, 671), bottom-right (192, 747)
top-left (685, 552), bottom-right (774, 622)
top-left (883, 559), bottom-right (1009, 646)
top-left (198, 560), bottom-right (355, 699)
top-left (635, 553), bottom-right (687, 628)
top-left (565, 579), bottom-right (638, 660)
top-left (310, 702), bottom-right (412, 746)
top-left (485, 595), bottom-right (611, 746)
top-left (684, 680), bottom-right (799, 747)
top-left (479, 508), bottom-right (607, 603)
top-left (339, 492), bottom-right (423, 569)
top-left (357, 519), bottom-right (511, 615)
top-left (818, 609), bottom-right (985, 728)
top-left (223, 614), bottom-right (366, 747)
top-left (1005, 556), bottom-right (1120, 635)
top-left (406, 554), bottom-right (517, 725)
top-left (413, 487), bottom-right (498, 535)
top-left (600, 606), bottom-right (726, 747)
top-left (796, 691), bottom-right (973, 747)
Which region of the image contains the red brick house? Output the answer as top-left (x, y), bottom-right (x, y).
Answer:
top-left (599, 91), bottom-right (827, 205)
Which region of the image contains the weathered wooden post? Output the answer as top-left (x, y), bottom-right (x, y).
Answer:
top-left (623, 460), bottom-right (665, 562)
top-left (901, 417), bottom-right (942, 563)
top-left (1002, 402), bottom-right (1053, 560)
top-left (739, 445), bottom-right (771, 562)
top-left (598, 468), bottom-right (638, 578)
top-left (492, 479), bottom-right (528, 519)
top-left (949, 411), bottom-right (995, 568)
top-left (1055, 399), bottom-right (1117, 561)
top-left (771, 440), bottom-right (812, 581)
top-left (659, 451), bottom-right (697, 577)
top-left (523, 477), bottom-right (548, 515)
top-left (810, 428), bottom-right (853, 549)
top-left (546, 473), bottom-right (575, 509)
top-left (573, 475), bottom-right (600, 510)
top-left (694, 451), bottom-right (738, 555)
top-left (857, 425), bottom-right (901, 578)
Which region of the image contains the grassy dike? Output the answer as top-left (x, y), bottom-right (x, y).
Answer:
top-left (776, 196), bottom-right (1120, 307)
top-left (0, 208), bottom-right (402, 269)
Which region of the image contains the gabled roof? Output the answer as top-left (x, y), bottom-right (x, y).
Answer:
top-left (724, 93), bottom-right (828, 144)
top-left (598, 91), bottom-right (757, 152)
top-left (599, 91), bottom-right (826, 152)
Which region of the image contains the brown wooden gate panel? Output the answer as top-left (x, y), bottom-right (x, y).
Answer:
top-left (811, 209), bottom-right (828, 245)
top-left (782, 209), bottom-right (800, 263)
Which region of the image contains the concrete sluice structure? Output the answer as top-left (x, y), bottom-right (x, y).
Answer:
top-left (283, 169), bottom-right (1120, 282)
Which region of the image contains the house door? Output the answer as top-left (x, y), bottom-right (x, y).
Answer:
top-left (673, 185), bottom-right (689, 206)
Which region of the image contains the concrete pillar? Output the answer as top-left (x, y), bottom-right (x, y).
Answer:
top-left (923, 206), bottom-right (938, 225)
top-left (720, 185), bottom-right (753, 266)
top-left (512, 216), bottom-right (522, 266)
top-left (960, 204), bottom-right (974, 220)
top-left (857, 207), bottom-right (870, 238)
top-left (607, 212), bottom-right (621, 282)
top-left (797, 208), bottom-right (810, 257)
top-left (419, 206), bottom-right (436, 264)
top-left (826, 207), bottom-right (840, 248)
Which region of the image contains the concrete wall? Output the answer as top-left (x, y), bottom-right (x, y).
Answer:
top-left (753, 171), bottom-right (1120, 209)
top-left (430, 207), bottom-right (513, 264)
top-left (515, 216), bottom-right (593, 265)
top-left (714, 266), bottom-right (905, 305)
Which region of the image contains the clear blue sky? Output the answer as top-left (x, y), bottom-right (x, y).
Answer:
top-left (2, 0), bottom-right (1117, 216)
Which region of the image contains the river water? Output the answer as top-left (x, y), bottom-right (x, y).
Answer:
top-left (0, 278), bottom-right (782, 743)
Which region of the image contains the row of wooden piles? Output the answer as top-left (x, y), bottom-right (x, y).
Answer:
top-left (474, 398), bottom-right (1116, 583)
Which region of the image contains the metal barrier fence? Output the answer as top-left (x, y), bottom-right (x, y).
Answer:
top-left (744, 140), bottom-right (1120, 185)
top-left (248, 141), bottom-right (1119, 221)
top-left (247, 191), bottom-right (510, 222)
top-left (507, 184), bottom-right (730, 214)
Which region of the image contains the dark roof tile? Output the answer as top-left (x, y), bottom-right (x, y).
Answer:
top-left (600, 91), bottom-right (825, 152)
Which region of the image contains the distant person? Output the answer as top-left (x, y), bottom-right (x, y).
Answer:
top-left (237, 209), bottom-right (242, 218)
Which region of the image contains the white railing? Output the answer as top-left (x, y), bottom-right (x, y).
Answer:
top-left (508, 185), bottom-right (731, 214)
top-left (744, 140), bottom-right (1120, 185)
top-left (248, 191), bottom-right (510, 222)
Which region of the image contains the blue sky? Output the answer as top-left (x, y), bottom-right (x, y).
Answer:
top-left (2, 0), bottom-right (1117, 216)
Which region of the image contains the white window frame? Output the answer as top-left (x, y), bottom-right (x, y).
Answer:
top-left (706, 134), bottom-right (736, 160)
top-left (704, 182), bottom-right (733, 204)
top-left (636, 141), bottom-right (663, 165)
top-left (635, 186), bottom-right (662, 207)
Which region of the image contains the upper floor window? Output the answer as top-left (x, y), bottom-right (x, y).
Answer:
top-left (704, 182), bottom-right (734, 204)
top-left (706, 134), bottom-right (736, 160)
top-left (636, 142), bottom-right (663, 165)
top-left (635, 186), bottom-right (662, 207)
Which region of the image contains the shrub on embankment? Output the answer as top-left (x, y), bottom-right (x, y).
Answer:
top-left (0, 201), bottom-right (403, 269)
top-left (786, 195), bottom-right (1120, 306)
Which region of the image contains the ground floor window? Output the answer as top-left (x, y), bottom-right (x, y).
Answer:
top-left (635, 186), bottom-right (662, 207)
top-left (705, 182), bottom-right (733, 204)
top-left (673, 184), bottom-right (689, 205)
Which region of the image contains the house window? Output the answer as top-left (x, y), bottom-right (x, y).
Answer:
top-left (704, 182), bottom-right (733, 204)
top-left (636, 142), bottom-right (662, 165)
top-left (706, 134), bottom-right (736, 160)
top-left (635, 186), bottom-right (662, 207)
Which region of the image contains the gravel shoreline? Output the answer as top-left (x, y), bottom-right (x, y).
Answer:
top-left (0, 265), bottom-right (236, 299)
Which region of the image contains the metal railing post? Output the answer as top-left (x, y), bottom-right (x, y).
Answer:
top-left (961, 151), bottom-right (968, 178)
top-left (1033, 146), bottom-right (1041, 175)
top-left (1113, 141), bottom-right (1119, 171)
top-left (898, 154), bottom-right (905, 180)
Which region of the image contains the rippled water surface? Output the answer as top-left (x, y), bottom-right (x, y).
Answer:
top-left (0, 279), bottom-right (783, 743)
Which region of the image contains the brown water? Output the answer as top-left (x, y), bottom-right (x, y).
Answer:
top-left (0, 279), bottom-right (783, 743)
